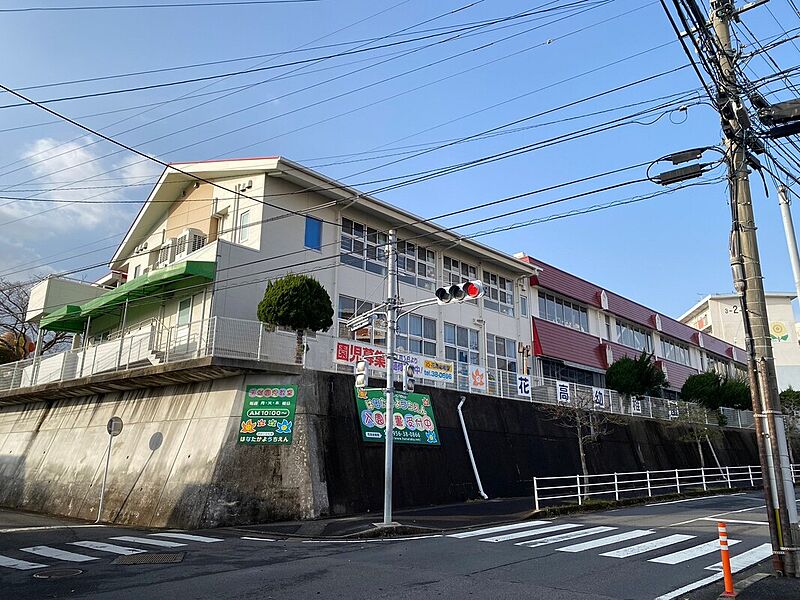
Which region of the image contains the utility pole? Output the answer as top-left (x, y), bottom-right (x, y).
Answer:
top-left (710, 0), bottom-right (799, 576)
top-left (382, 229), bottom-right (398, 527)
top-left (777, 185), bottom-right (800, 305)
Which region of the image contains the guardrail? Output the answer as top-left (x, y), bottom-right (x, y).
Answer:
top-left (528, 464), bottom-right (800, 510)
top-left (0, 316), bottom-right (760, 431)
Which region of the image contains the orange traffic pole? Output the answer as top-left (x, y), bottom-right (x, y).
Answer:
top-left (718, 522), bottom-right (736, 598)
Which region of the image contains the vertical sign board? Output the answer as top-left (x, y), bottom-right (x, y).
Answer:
top-left (592, 387), bottom-right (606, 409)
top-left (355, 388), bottom-right (440, 445)
top-left (631, 396), bottom-right (643, 414)
top-left (238, 384), bottom-right (298, 445)
top-left (516, 374), bottom-right (532, 399)
top-left (556, 380), bottom-right (572, 404)
top-left (469, 365), bottom-right (488, 393)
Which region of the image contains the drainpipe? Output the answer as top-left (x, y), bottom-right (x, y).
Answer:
top-left (458, 396), bottom-right (488, 500)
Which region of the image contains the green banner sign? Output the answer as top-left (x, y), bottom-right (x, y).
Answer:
top-left (355, 388), bottom-right (440, 445)
top-left (238, 384), bottom-right (298, 445)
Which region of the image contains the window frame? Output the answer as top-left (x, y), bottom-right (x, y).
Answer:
top-left (304, 216), bottom-right (323, 251)
top-left (238, 210), bottom-right (250, 243)
top-left (537, 292), bottom-right (589, 332)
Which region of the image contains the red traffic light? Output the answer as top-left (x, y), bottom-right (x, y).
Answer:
top-left (434, 280), bottom-right (484, 304)
top-left (463, 280), bottom-right (484, 299)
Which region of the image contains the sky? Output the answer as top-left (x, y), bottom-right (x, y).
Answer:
top-left (1, 0), bottom-right (800, 320)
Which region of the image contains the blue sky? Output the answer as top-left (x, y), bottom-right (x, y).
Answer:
top-left (1, 0), bottom-right (800, 319)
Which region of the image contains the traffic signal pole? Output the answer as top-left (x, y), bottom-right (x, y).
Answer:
top-left (710, 0), bottom-right (799, 575)
top-left (382, 229), bottom-right (398, 527)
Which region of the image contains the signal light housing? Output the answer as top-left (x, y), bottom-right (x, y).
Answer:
top-left (402, 363), bottom-right (415, 393)
top-left (434, 280), bottom-right (485, 304)
top-left (354, 359), bottom-right (368, 389)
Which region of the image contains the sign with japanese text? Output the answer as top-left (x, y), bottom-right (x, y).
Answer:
top-left (556, 380), bottom-right (571, 404)
top-left (355, 388), bottom-right (440, 445)
top-left (469, 365), bottom-right (487, 393)
top-left (334, 341), bottom-right (454, 383)
top-left (238, 384), bottom-right (297, 445)
top-left (421, 358), bottom-right (455, 384)
top-left (630, 396), bottom-right (643, 414)
top-left (668, 401), bottom-right (679, 420)
top-left (592, 387), bottom-right (606, 409)
top-left (516, 374), bottom-right (532, 398)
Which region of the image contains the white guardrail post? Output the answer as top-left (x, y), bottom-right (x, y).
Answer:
top-left (576, 475), bottom-right (582, 506)
top-left (675, 469), bottom-right (681, 494)
top-left (646, 471), bottom-right (652, 497)
top-left (533, 477), bottom-right (539, 511)
top-left (702, 467), bottom-right (707, 491)
top-left (614, 472), bottom-right (619, 501)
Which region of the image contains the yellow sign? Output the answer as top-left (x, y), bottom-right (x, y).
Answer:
top-left (770, 322), bottom-right (789, 342)
top-left (421, 358), bottom-right (455, 383)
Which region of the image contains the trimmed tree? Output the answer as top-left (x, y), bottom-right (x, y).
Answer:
top-left (605, 351), bottom-right (668, 407)
top-left (257, 274), bottom-right (334, 364)
top-left (681, 371), bottom-right (752, 413)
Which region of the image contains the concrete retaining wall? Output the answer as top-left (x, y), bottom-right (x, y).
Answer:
top-left (0, 367), bottom-right (790, 528)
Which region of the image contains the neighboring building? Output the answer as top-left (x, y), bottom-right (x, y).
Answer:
top-left (679, 293), bottom-right (800, 390)
top-left (517, 256), bottom-right (748, 397)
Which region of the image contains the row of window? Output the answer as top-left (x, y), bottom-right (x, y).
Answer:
top-left (538, 293), bottom-right (589, 332)
top-left (661, 337), bottom-right (691, 367)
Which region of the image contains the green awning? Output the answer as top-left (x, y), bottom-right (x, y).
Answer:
top-left (40, 261), bottom-right (216, 333)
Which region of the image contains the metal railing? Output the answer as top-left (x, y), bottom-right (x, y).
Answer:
top-left (0, 316), bottom-right (761, 431)
top-left (529, 464), bottom-right (800, 510)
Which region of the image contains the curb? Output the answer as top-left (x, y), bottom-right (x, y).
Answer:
top-left (717, 572), bottom-right (770, 599)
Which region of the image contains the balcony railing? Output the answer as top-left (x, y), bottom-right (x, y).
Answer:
top-left (0, 316), bottom-right (758, 430)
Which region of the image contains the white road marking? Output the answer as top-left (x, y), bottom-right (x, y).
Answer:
top-left (516, 526), bottom-right (616, 549)
top-left (600, 534), bottom-right (696, 558)
top-left (149, 533), bottom-right (223, 543)
top-left (646, 493), bottom-right (746, 507)
top-left (0, 554), bottom-right (48, 570)
top-left (650, 539), bottom-right (740, 564)
top-left (556, 529), bottom-right (654, 553)
top-left (654, 572), bottom-right (723, 600)
top-left (110, 536), bottom-right (186, 548)
top-left (241, 536), bottom-right (276, 542)
top-left (480, 523), bottom-right (579, 543)
top-left (448, 520), bottom-right (550, 539)
top-left (0, 525), bottom-right (107, 534)
top-left (669, 504), bottom-right (766, 527)
top-left (705, 543), bottom-right (773, 572)
top-left (698, 517), bottom-right (769, 526)
top-left (301, 535), bottom-right (443, 544)
top-left (70, 541), bottom-right (147, 555)
top-left (20, 546), bottom-right (99, 562)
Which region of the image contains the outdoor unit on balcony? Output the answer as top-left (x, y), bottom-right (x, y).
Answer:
top-left (155, 238), bottom-right (176, 269)
top-left (175, 228), bottom-right (207, 260)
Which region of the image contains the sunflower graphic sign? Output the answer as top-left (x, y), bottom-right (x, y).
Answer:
top-left (770, 322), bottom-right (790, 343)
top-left (238, 384), bottom-right (297, 445)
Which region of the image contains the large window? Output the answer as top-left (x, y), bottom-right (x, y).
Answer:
top-left (538, 292), bottom-right (589, 332)
top-left (616, 320), bottom-right (653, 353)
top-left (443, 256), bottom-right (477, 285)
top-left (340, 218), bottom-right (387, 275)
top-left (304, 216), bottom-right (322, 251)
top-left (444, 322), bottom-right (480, 366)
top-left (487, 333), bottom-right (517, 373)
top-left (661, 337), bottom-right (691, 367)
top-left (397, 241), bottom-right (436, 290)
top-left (706, 353), bottom-right (728, 376)
top-left (483, 270), bottom-right (514, 316)
top-left (337, 295), bottom-right (386, 346)
top-left (397, 314), bottom-right (437, 356)
top-left (541, 358), bottom-right (603, 387)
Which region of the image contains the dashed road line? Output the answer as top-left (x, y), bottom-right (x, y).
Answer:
top-left (600, 534), bottom-right (696, 558)
top-left (111, 536), bottom-right (186, 547)
top-left (0, 554), bottom-right (47, 570)
top-left (149, 533), bottom-right (223, 543)
top-left (556, 529), bottom-right (654, 553)
top-left (70, 541), bottom-right (147, 555)
top-left (516, 526), bottom-right (616, 549)
top-left (448, 521), bottom-right (550, 539)
top-left (649, 539), bottom-right (741, 564)
top-left (480, 523), bottom-right (579, 543)
top-left (20, 545), bottom-right (99, 562)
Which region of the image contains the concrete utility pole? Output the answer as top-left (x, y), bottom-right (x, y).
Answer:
top-left (710, 0), bottom-right (799, 576)
top-left (382, 229), bottom-right (398, 527)
top-left (778, 185), bottom-right (800, 304)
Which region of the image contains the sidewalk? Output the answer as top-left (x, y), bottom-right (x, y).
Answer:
top-left (733, 573), bottom-right (799, 599)
top-left (233, 496), bottom-right (536, 538)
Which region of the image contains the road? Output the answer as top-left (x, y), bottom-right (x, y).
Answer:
top-left (0, 492), bottom-right (780, 600)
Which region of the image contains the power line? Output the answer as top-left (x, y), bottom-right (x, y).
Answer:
top-left (0, 1), bottom-right (323, 13)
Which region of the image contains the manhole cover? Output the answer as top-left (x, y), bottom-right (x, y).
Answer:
top-left (113, 552), bottom-right (185, 565)
top-left (33, 568), bottom-right (83, 579)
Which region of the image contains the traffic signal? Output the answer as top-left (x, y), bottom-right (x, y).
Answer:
top-left (402, 363), bottom-right (415, 393)
top-left (434, 280), bottom-right (485, 304)
top-left (354, 359), bottom-right (368, 389)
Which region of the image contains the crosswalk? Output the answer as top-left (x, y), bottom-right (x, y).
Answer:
top-left (0, 532), bottom-right (224, 571)
top-left (446, 519), bottom-right (773, 576)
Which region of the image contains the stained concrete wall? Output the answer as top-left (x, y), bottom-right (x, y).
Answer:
top-left (0, 371), bottom-right (327, 529)
top-left (0, 367), bottom-right (792, 528)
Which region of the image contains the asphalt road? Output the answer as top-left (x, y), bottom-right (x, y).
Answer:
top-left (0, 493), bottom-right (785, 600)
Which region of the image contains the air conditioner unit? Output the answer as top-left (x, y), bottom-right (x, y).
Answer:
top-left (175, 228), bottom-right (207, 259)
top-left (156, 238), bottom-right (176, 269)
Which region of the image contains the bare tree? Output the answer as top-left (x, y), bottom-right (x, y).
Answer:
top-left (669, 402), bottom-right (722, 470)
top-left (543, 384), bottom-right (625, 484)
top-left (0, 278), bottom-right (71, 364)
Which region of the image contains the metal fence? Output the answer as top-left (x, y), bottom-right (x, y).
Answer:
top-left (0, 316), bottom-right (759, 431)
top-left (529, 464), bottom-right (800, 510)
